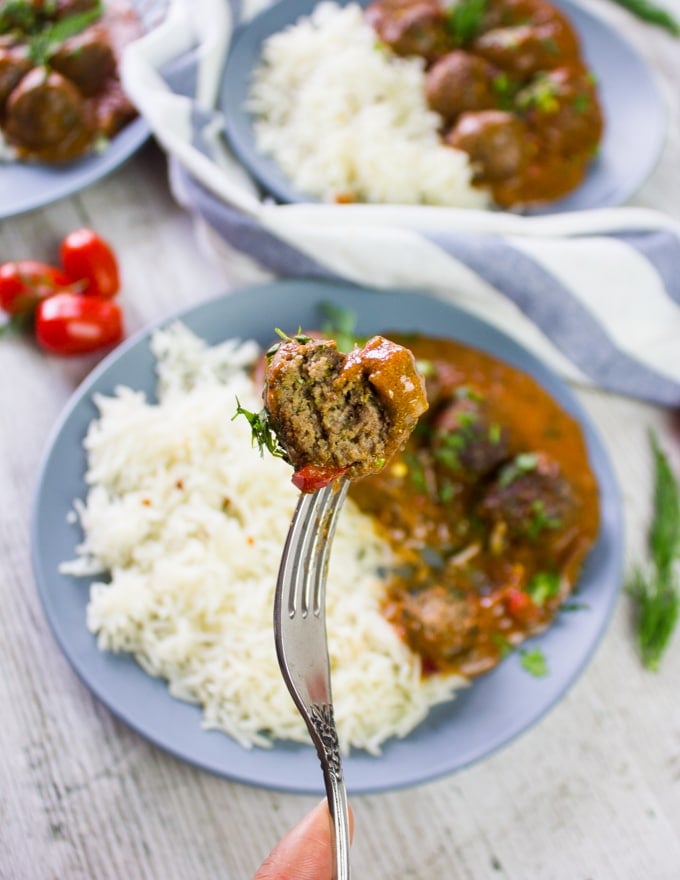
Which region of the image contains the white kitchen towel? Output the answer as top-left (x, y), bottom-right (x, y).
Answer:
top-left (121, 0), bottom-right (680, 406)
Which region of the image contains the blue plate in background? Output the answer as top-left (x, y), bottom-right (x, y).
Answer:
top-left (31, 280), bottom-right (623, 793)
top-left (0, 118), bottom-right (150, 220)
top-left (222, 0), bottom-right (666, 213)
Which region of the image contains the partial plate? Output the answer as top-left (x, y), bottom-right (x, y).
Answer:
top-left (31, 280), bottom-right (623, 794)
top-left (221, 0), bottom-right (667, 214)
top-left (0, 119), bottom-right (150, 220)
top-left (0, 0), bottom-right (172, 220)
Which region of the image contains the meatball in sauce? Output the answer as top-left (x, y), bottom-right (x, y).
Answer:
top-left (364, 0), bottom-right (603, 208)
top-left (348, 334), bottom-right (599, 678)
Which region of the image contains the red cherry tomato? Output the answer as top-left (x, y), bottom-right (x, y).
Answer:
top-left (35, 292), bottom-right (123, 355)
top-left (292, 464), bottom-right (348, 493)
top-left (60, 228), bottom-right (120, 299)
top-left (504, 587), bottom-right (532, 618)
top-left (0, 260), bottom-right (72, 315)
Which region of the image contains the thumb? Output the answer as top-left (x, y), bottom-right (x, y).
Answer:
top-left (254, 799), bottom-right (354, 880)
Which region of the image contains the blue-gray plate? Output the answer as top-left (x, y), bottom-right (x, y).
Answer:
top-left (221, 0), bottom-right (666, 213)
top-left (31, 280), bottom-right (623, 794)
top-left (0, 116), bottom-right (150, 221)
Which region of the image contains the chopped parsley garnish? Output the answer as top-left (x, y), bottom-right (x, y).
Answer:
top-left (628, 430), bottom-right (680, 671)
top-left (519, 646), bottom-right (549, 677)
top-left (404, 452), bottom-right (428, 492)
top-left (29, 2), bottom-right (103, 66)
top-left (491, 632), bottom-right (514, 658)
top-left (498, 452), bottom-right (539, 488)
top-left (527, 499), bottom-right (561, 539)
top-left (455, 385), bottom-right (484, 403)
top-left (265, 327), bottom-right (313, 359)
top-left (525, 571), bottom-right (560, 605)
top-left (319, 301), bottom-right (358, 353)
top-left (492, 72), bottom-right (515, 111)
top-left (517, 74), bottom-right (561, 113)
top-left (446, 0), bottom-right (488, 45)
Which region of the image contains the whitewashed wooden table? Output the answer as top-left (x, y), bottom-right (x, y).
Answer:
top-left (2, 3), bottom-right (679, 877)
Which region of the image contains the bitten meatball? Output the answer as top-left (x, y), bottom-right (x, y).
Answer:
top-left (264, 334), bottom-right (428, 489)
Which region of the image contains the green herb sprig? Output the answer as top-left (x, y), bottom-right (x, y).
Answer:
top-left (232, 399), bottom-right (288, 461)
top-left (628, 430), bottom-right (680, 671)
top-left (519, 646), bottom-right (549, 677)
top-left (28, 2), bottom-right (103, 66)
top-left (446, 0), bottom-right (488, 45)
top-left (609, 0), bottom-right (680, 36)
top-left (319, 301), bottom-right (358, 353)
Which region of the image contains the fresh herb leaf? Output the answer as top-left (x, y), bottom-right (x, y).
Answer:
top-left (629, 567), bottom-right (679, 671)
top-left (519, 646), bottom-right (549, 677)
top-left (498, 452), bottom-right (539, 488)
top-left (27, 2), bottom-right (103, 66)
top-left (527, 499), bottom-right (561, 539)
top-left (0, 0), bottom-right (41, 35)
top-left (526, 571), bottom-right (560, 605)
top-left (649, 430), bottom-right (680, 577)
top-left (446, 0), bottom-right (488, 45)
top-left (404, 452), bottom-right (428, 492)
top-left (232, 399), bottom-right (287, 461)
top-left (608, 0), bottom-right (680, 36)
top-left (318, 301), bottom-right (358, 353)
top-left (491, 632), bottom-right (513, 658)
top-left (628, 430), bottom-right (680, 671)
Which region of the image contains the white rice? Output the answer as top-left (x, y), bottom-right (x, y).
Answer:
top-left (248, 2), bottom-right (489, 208)
top-left (61, 323), bottom-right (466, 754)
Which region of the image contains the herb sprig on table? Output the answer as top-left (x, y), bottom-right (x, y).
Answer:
top-left (609, 0), bottom-right (680, 36)
top-left (628, 430), bottom-right (680, 671)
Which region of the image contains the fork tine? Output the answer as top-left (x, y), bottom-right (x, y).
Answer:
top-left (309, 480), bottom-right (349, 615)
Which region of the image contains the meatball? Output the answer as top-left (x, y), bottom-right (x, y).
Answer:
top-left (474, 0), bottom-right (581, 78)
top-left (365, 0), bottom-right (451, 62)
top-left (4, 66), bottom-right (95, 161)
top-left (431, 392), bottom-right (509, 481)
top-left (519, 66), bottom-right (603, 157)
top-left (264, 334), bottom-right (428, 488)
top-left (49, 25), bottom-right (116, 97)
top-left (473, 20), bottom-right (580, 79)
top-left (478, 451), bottom-right (577, 545)
top-left (391, 584), bottom-right (478, 666)
top-left (0, 45), bottom-right (31, 110)
top-left (425, 51), bottom-right (499, 123)
top-left (91, 79), bottom-right (137, 138)
top-left (446, 109), bottom-right (531, 183)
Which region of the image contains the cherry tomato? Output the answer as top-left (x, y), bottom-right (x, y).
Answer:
top-left (0, 260), bottom-right (72, 315)
top-left (60, 228), bottom-right (120, 299)
top-left (504, 587), bottom-right (533, 618)
top-left (35, 293), bottom-right (123, 355)
top-left (292, 464), bottom-right (348, 493)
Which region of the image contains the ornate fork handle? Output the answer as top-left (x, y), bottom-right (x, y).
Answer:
top-left (274, 480), bottom-right (351, 880)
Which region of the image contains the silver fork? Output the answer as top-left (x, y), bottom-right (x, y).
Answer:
top-left (274, 478), bottom-right (352, 880)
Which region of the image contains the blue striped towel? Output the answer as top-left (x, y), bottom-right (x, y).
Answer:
top-left (122, 0), bottom-right (680, 406)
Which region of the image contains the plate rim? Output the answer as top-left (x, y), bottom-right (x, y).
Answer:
top-left (30, 279), bottom-right (625, 794)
